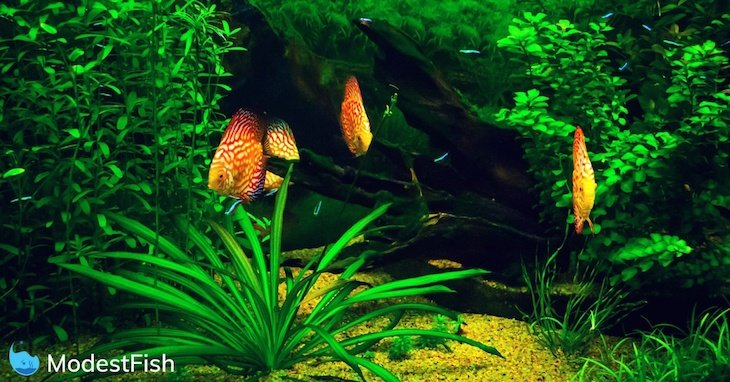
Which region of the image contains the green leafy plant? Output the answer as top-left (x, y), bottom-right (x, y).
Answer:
top-left (522, 246), bottom-right (642, 358)
top-left (496, 8), bottom-right (729, 290)
top-left (248, 0), bottom-right (525, 106)
top-left (388, 336), bottom-right (413, 361)
top-left (416, 314), bottom-right (456, 351)
top-left (577, 308), bottom-right (730, 381)
top-left (50, 166), bottom-right (501, 380)
top-left (0, 0), bottom-right (241, 340)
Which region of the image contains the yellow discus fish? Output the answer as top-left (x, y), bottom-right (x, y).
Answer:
top-left (262, 117), bottom-right (298, 193)
top-left (572, 126), bottom-right (597, 234)
top-left (340, 76), bottom-right (372, 156)
top-left (263, 118), bottom-right (299, 160)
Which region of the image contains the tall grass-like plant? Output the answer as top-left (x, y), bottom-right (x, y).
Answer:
top-left (577, 308), bottom-right (730, 381)
top-left (50, 165), bottom-right (501, 380)
top-left (523, 247), bottom-right (642, 358)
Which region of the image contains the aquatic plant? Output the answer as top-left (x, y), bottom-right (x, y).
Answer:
top-left (50, 166), bottom-right (501, 380)
top-left (250, 0), bottom-right (513, 58)
top-left (246, 0), bottom-right (520, 105)
top-left (1, 0), bottom-right (240, 342)
top-left (577, 308), bottom-right (730, 381)
top-left (388, 336), bottom-right (413, 361)
top-left (496, 6), bottom-right (729, 290)
top-left (415, 314), bottom-right (455, 351)
top-left (522, 243), bottom-right (642, 358)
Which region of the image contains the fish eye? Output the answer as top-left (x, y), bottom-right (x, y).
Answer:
top-left (219, 174), bottom-right (223, 179)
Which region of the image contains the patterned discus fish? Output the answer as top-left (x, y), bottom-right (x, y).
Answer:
top-left (208, 109), bottom-right (267, 204)
top-left (340, 76), bottom-right (373, 156)
top-left (572, 126), bottom-right (597, 234)
top-left (263, 118), bottom-right (300, 160)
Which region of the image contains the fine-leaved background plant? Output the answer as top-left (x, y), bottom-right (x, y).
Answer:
top-left (0, 0), bottom-right (242, 344)
top-left (495, 2), bottom-right (729, 291)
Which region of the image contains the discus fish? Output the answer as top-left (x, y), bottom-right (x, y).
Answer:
top-left (261, 118), bottom-right (298, 195)
top-left (263, 118), bottom-right (299, 160)
top-left (208, 109), bottom-right (267, 204)
top-left (340, 76), bottom-right (372, 157)
top-left (572, 126), bottom-right (597, 234)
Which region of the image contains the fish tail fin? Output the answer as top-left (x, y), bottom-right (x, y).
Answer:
top-left (587, 217), bottom-right (595, 234)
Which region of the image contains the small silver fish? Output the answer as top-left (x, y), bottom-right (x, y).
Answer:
top-left (663, 39), bottom-right (683, 47)
top-left (313, 200), bottom-right (322, 216)
top-left (225, 199), bottom-right (244, 215)
top-left (434, 152), bottom-right (450, 163)
top-left (458, 49), bottom-right (481, 54)
top-left (642, 24), bottom-right (652, 31)
top-left (601, 12), bottom-right (614, 19)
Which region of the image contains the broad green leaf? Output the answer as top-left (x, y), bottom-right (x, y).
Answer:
top-left (68, 129), bottom-right (81, 138)
top-left (621, 267), bottom-right (638, 281)
top-left (97, 214), bottom-right (107, 228)
top-left (108, 164), bottom-right (123, 178)
top-left (69, 48), bottom-right (84, 61)
top-left (3, 168), bottom-right (25, 178)
top-left (40, 22), bottom-right (57, 34)
top-left (52, 325), bottom-right (68, 341)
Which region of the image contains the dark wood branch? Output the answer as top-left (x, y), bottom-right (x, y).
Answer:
top-left (353, 18), bottom-right (537, 212)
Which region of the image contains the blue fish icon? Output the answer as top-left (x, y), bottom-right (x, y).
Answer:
top-left (8, 342), bottom-right (40, 376)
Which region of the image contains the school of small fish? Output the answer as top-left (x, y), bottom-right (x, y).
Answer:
top-left (208, 109), bottom-right (300, 208)
top-left (572, 126), bottom-right (597, 234)
top-left (339, 75), bottom-right (373, 157)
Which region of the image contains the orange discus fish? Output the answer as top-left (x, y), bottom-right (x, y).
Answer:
top-left (208, 109), bottom-right (267, 203)
top-left (572, 126), bottom-right (597, 234)
top-left (263, 118), bottom-right (300, 160)
top-left (340, 76), bottom-right (372, 156)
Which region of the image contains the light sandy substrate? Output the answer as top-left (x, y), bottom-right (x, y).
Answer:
top-left (1, 260), bottom-right (580, 381)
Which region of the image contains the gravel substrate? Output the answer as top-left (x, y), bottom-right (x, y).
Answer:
top-left (2, 261), bottom-right (580, 381)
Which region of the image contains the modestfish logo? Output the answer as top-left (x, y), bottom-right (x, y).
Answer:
top-left (8, 342), bottom-right (40, 376)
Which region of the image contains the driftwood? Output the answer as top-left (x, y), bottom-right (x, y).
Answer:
top-left (230, 3), bottom-right (550, 269)
top-left (353, 18), bottom-right (536, 212)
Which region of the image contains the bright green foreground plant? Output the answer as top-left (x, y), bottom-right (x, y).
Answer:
top-left (576, 308), bottom-right (730, 381)
top-left (50, 166), bottom-right (501, 380)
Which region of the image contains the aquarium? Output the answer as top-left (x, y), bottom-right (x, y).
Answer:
top-left (1, 0), bottom-right (729, 381)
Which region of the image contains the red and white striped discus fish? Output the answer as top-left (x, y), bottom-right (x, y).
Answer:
top-left (208, 109), bottom-right (267, 203)
top-left (340, 76), bottom-right (372, 156)
top-left (572, 126), bottom-right (597, 234)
